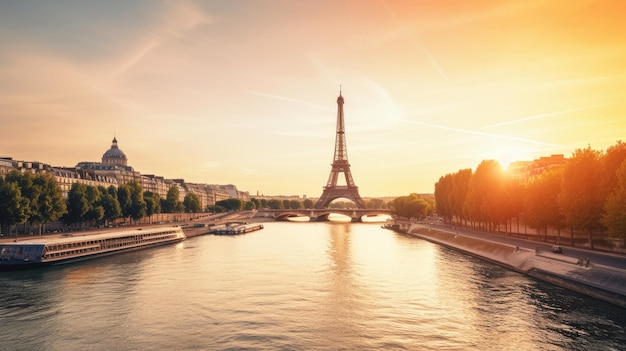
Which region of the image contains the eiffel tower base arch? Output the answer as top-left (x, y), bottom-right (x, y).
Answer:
top-left (314, 185), bottom-right (366, 209)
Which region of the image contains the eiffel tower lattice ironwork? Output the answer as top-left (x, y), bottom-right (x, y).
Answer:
top-left (314, 90), bottom-right (366, 209)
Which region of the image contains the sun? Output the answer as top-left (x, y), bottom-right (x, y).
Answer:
top-left (496, 147), bottom-right (536, 170)
top-left (482, 143), bottom-right (536, 170)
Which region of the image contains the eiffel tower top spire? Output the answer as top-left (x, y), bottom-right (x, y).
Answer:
top-left (333, 88), bottom-right (348, 163)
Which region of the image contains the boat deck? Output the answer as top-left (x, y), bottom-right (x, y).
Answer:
top-left (0, 226), bottom-right (181, 245)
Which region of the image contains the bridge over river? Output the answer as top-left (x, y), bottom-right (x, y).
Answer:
top-left (254, 209), bottom-right (392, 222)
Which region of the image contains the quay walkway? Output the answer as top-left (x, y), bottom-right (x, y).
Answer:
top-left (387, 222), bottom-right (626, 309)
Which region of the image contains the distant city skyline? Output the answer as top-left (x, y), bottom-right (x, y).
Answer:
top-left (1, 1), bottom-right (625, 197)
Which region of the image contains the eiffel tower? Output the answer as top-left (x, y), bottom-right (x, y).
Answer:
top-left (314, 89), bottom-right (366, 209)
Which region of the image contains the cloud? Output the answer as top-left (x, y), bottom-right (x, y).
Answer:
top-left (480, 104), bottom-right (605, 130)
top-left (113, 40), bottom-right (160, 78)
top-left (380, 0), bottom-right (448, 80)
top-left (402, 119), bottom-right (559, 147)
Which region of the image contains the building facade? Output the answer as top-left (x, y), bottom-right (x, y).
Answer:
top-left (508, 154), bottom-right (567, 184)
top-left (1, 137), bottom-right (246, 205)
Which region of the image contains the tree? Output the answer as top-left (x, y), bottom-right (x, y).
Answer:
top-left (251, 198), bottom-right (261, 209)
top-left (0, 177), bottom-right (30, 237)
top-left (5, 171), bottom-right (35, 231)
top-left (391, 194), bottom-right (434, 220)
top-left (216, 198), bottom-right (243, 211)
top-left (558, 147), bottom-right (605, 248)
top-left (303, 199), bottom-right (313, 209)
top-left (524, 169), bottom-right (564, 242)
top-left (602, 161), bottom-right (626, 240)
top-left (127, 180), bottom-right (147, 222)
top-left (464, 160), bottom-right (508, 231)
top-left (144, 191), bottom-right (161, 219)
top-left (84, 185), bottom-right (105, 225)
top-left (435, 173), bottom-right (454, 223)
top-left (448, 169), bottom-right (473, 226)
top-left (117, 184), bottom-right (132, 219)
top-left (367, 198), bottom-right (385, 209)
top-left (206, 204), bottom-right (226, 213)
top-left (163, 186), bottom-right (183, 213)
top-left (267, 199), bottom-right (281, 209)
top-left (244, 201), bottom-right (256, 210)
top-left (64, 183), bottom-right (90, 227)
top-left (601, 141), bottom-right (626, 196)
top-left (282, 199), bottom-right (291, 209)
top-left (183, 192), bottom-right (202, 213)
top-left (329, 201), bottom-right (352, 209)
top-left (29, 173), bottom-right (66, 234)
top-left (289, 200), bottom-right (302, 209)
top-left (99, 185), bottom-right (121, 226)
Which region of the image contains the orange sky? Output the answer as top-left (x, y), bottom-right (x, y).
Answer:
top-left (1, 0), bottom-right (625, 197)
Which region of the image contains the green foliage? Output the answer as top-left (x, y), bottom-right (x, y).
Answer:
top-left (4, 172), bottom-right (62, 232)
top-left (366, 198), bottom-right (385, 209)
top-left (64, 183), bottom-right (90, 226)
top-left (37, 173), bottom-right (66, 220)
top-left (251, 198), bottom-right (261, 209)
top-left (329, 201), bottom-right (355, 209)
top-left (601, 141), bottom-right (626, 195)
top-left (282, 199), bottom-right (291, 209)
top-left (0, 174), bottom-right (30, 233)
top-left (244, 201), bottom-right (256, 210)
top-left (117, 184), bottom-right (132, 217)
top-left (390, 194), bottom-right (434, 219)
top-left (602, 161), bottom-right (626, 239)
top-left (84, 185), bottom-right (104, 222)
top-left (62, 181), bottom-right (147, 226)
top-left (435, 141), bottom-right (626, 245)
top-left (183, 192), bottom-right (202, 213)
top-left (126, 180), bottom-right (147, 221)
top-left (206, 204), bottom-right (226, 213)
top-left (144, 191), bottom-right (161, 217)
top-left (162, 186), bottom-right (183, 213)
top-left (303, 199), bottom-right (313, 209)
top-left (465, 160), bottom-right (502, 225)
top-left (558, 147), bottom-right (605, 234)
top-left (99, 186), bottom-right (122, 224)
top-left (523, 169), bottom-right (564, 237)
top-left (436, 161), bottom-right (522, 230)
top-left (289, 200), bottom-right (302, 209)
top-left (267, 199), bottom-right (282, 209)
top-left (216, 198), bottom-right (243, 211)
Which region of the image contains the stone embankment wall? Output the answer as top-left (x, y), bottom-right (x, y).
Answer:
top-left (399, 224), bottom-right (626, 309)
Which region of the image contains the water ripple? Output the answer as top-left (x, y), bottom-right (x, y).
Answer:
top-left (1, 223), bottom-right (624, 350)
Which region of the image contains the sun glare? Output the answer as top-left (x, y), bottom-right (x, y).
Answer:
top-left (488, 145), bottom-right (536, 170)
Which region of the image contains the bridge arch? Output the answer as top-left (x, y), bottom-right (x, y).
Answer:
top-left (275, 212), bottom-right (310, 221)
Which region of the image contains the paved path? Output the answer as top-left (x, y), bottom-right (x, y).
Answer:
top-left (426, 222), bottom-right (626, 272)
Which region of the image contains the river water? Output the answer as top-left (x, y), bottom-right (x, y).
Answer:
top-left (1, 222), bottom-right (624, 351)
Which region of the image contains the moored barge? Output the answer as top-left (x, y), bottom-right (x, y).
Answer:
top-left (210, 223), bottom-right (264, 235)
top-left (0, 226), bottom-right (185, 271)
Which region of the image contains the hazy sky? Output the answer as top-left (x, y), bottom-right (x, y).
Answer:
top-left (1, 1), bottom-right (625, 197)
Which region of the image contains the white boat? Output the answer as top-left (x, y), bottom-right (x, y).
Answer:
top-left (0, 226), bottom-right (185, 270)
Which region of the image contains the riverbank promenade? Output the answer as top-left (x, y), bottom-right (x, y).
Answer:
top-left (388, 221), bottom-right (626, 309)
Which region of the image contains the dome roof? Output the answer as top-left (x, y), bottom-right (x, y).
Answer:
top-left (103, 146), bottom-right (126, 159)
top-left (102, 137), bottom-right (127, 164)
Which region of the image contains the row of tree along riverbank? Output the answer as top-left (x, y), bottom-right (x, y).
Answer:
top-left (434, 141), bottom-right (626, 253)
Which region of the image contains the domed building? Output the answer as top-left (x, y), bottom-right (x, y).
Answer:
top-left (102, 137), bottom-right (128, 167)
top-left (76, 136), bottom-right (139, 186)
